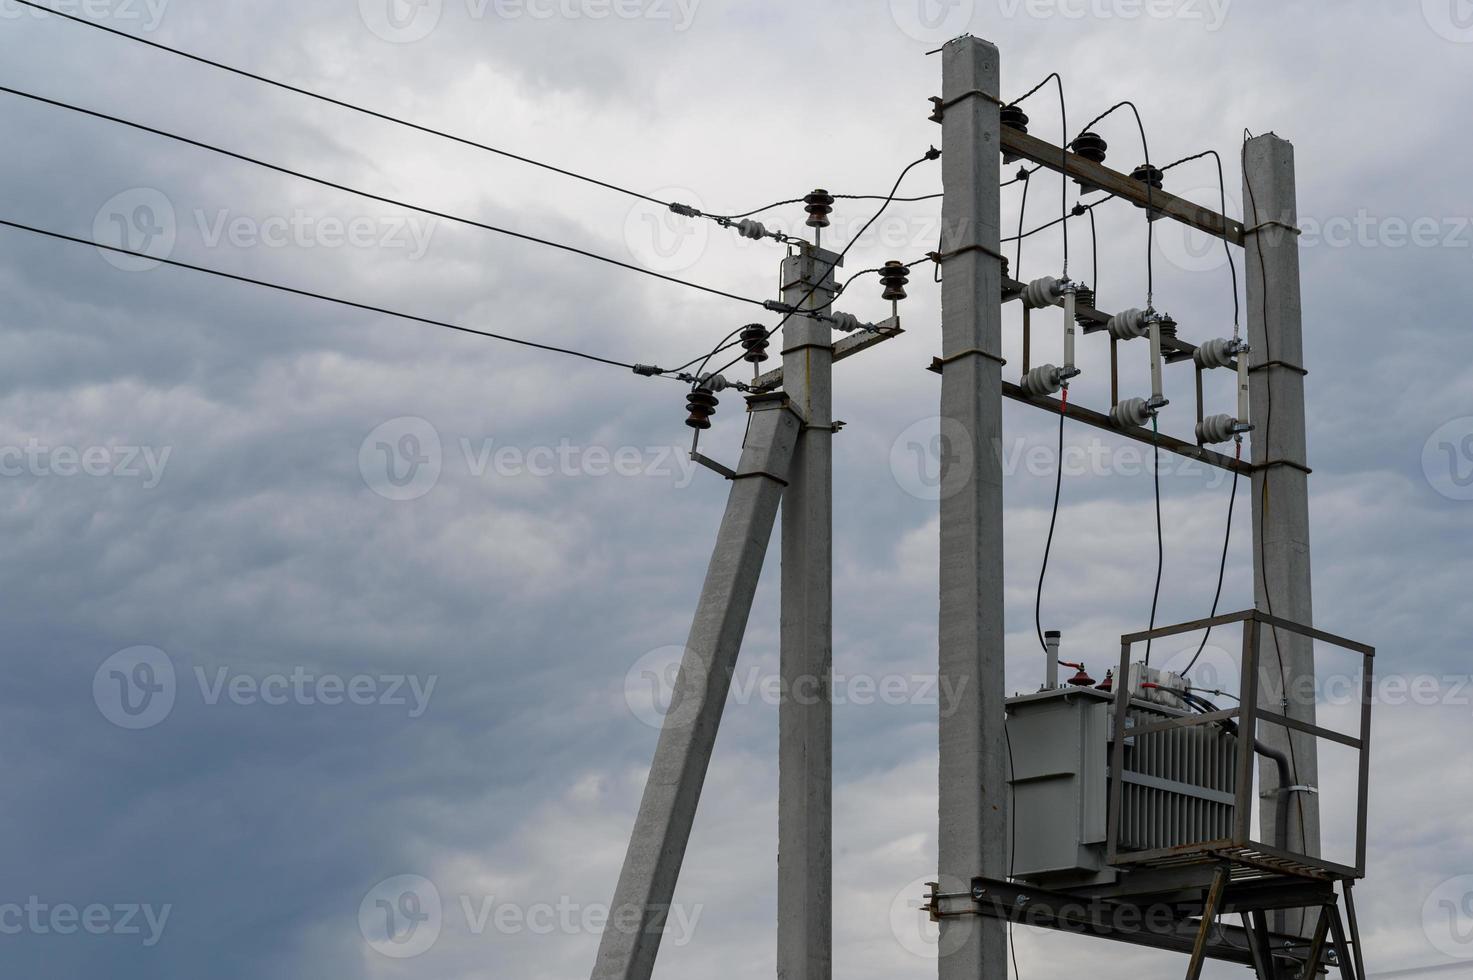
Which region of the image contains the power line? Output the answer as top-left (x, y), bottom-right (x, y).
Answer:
top-left (7, 0), bottom-right (675, 211)
top-left (0, 217), bottom-right (673, 375)
top-left (0, 85), bottom-right (766, 310)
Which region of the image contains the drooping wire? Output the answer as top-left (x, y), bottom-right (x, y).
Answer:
top-left (696, 151), bottom-right (938, 381)
top-left (1007, 73), bottom-right (1068, 277)
top-left (1014, 172), bottom-right (1030, 273)
top-left (0, 218), bottom-right (670, 375)
top-left (1035, 387), bottom-right (1069, 654)
top-left (6, 0), bottom-right (678, 211)
top-left (1182, 438), bottom-right (1242, 676)
top-left (1144, 413), bottom-right (1164, 664)
top-left (1074, 101), bottom-right (1152, 305)
top-left (1160, 149), bottom-right (1240, 332)
top-left (0, 85), bottom-right (767, 312)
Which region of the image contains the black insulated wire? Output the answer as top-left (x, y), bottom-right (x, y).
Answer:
top-left (0, 85), bottom-right (767, 311)
top-left (7, 0), bottom-right (675, 210)
top-left (0, 218), bottom-right (670, 375)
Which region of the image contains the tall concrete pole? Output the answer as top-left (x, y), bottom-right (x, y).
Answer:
top-left (592, 395), bottom-right (800, 980)
top-left (777, 246), bottom-right (837, 980)
top-left (936, 36), bottom-right (1007, 980)
top-left (1243, 133), bottom-right (1320, 893)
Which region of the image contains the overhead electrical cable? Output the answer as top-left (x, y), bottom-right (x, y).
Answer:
top-left (0, 85), bottom-right (766, 310)
top-left (0, 217), bottom-right (672, 375)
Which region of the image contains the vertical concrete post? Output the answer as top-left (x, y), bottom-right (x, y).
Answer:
top-left (937, 35), bottom-right (1007, 980)
top-left (592, 396), bottom-right (800, 980)
top-left (1243, 133), bottom-right (1320, 897)
top-left (777, 247), bottom-right (837, 980)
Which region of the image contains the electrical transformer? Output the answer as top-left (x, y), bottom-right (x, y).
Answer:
top-left (1005, 680), bottom-right (1238, 889)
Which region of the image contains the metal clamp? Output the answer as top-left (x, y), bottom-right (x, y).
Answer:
top-left (929, 243), bottom-right (1008, 265)
top-left (928, 89), bottom-right (1004, 123)
top-left (1261, 784), bottom-right (1319, 799)
top-left (931, 348), bottom-right (1008, 371)
top-left (1245, 219), bottom-right (1303, 237)
top-left (1249, 359), bottom-right (1308, 377)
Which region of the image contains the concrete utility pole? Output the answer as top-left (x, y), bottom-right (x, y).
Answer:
top-left (935, 35), bottom-right (1007, 980)
top-left (592, 394), bottom-right (800, 980)
top-left (778, 246), bottom-right (837, 980)
top-left (1243, 134), bottom-right (1321, 918)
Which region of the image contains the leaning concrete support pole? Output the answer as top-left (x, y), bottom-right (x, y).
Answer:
top-left (936, 35), bottom-right (1007, 980)
top-left (1244, 133), bottom-right (1321, 911)
top-left (778, 247), bottom-right (837, 980)
top-left (592, 394), bottom-right (801, 980)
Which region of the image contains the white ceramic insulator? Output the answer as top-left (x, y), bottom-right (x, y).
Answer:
top-left (828, 311), bottom-right (862, 333)
top-left (1198, 414), bottom-right (1238, 445)
top-left (1022, 364), bottom-right (1062, 397)
top-left (1111, 397), bottom-right (1151, 428)
top-left (1021, 276), bottom-right (1064, 310)
top-left (1194, 337), bottom-right (1236, 370)
top-left (702, 373), bottom-right (730, 392)
top-left (736, 219), bottom-right (768, 240)
top-left (1107, 308), bottom-right (1148, 340)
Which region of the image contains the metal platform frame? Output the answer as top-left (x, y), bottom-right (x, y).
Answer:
top-left (924, 610), bottom-right (1373, 980)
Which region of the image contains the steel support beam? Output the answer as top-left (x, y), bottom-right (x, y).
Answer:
top-left (1244, 136), bottom-right (1321, 922)
top-left (591, 395), bottom-right (801, 980)
top-left (937, 35), bottom-right (1007, 980)
top-left (778, 247), bottom-right (837, 980)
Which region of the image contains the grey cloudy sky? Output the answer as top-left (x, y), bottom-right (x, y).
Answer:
top-left (1, 0), bottom-right (1471, 977)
